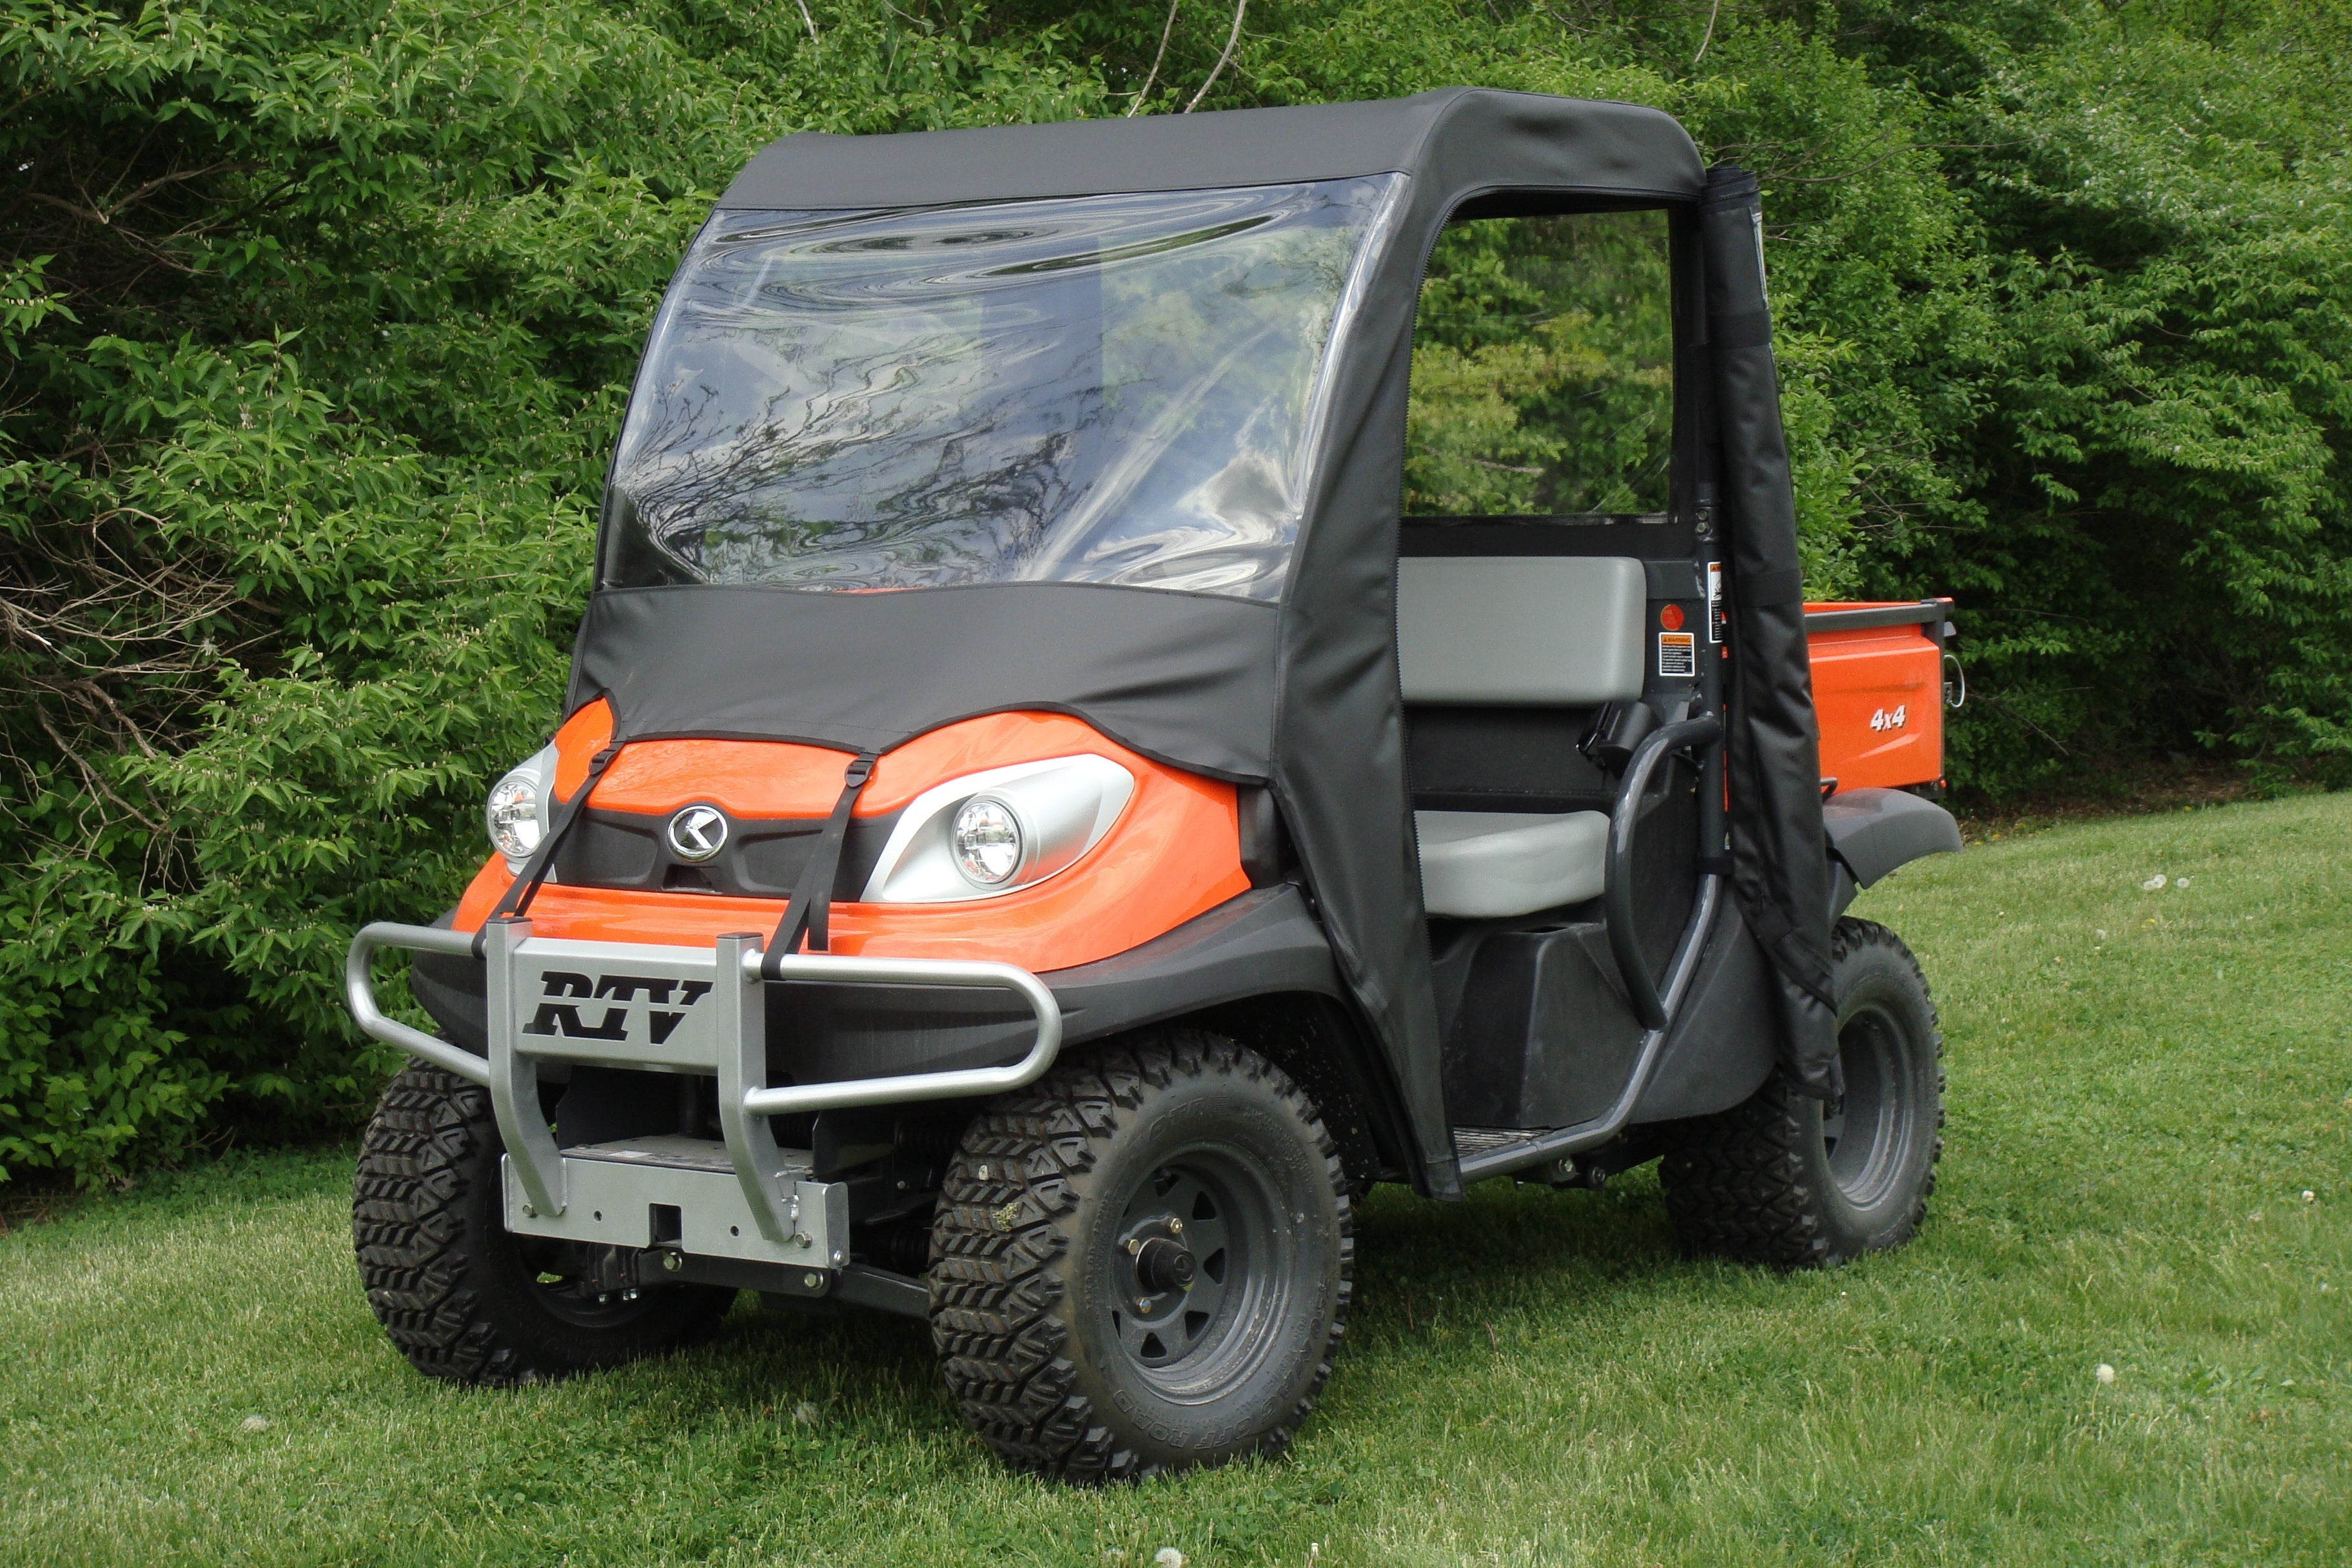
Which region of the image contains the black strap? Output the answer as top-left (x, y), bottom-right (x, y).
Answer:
top-left (475, 739), bottom-right (622, 954)
top-left (761, 751), bottom-right (878, 981)
top-left (1710, 308), bottom-right (1773, 349)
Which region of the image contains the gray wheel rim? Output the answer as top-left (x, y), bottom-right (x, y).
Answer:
top-left (1821, 1001), bottom-right (1916, 1209)
top-left (1103, 1143), bottom-right (1297, 1400)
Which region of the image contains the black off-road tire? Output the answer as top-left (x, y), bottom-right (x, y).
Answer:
top-left (353, 1061), bottom-right (733, 1383)
top-left (1660, 917), bottom-right (1944, 1268)
top-left (928, 1030), bottom-right (1353, 1482)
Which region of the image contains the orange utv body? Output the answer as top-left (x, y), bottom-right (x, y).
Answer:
top-left (449, 707), bottom-right (1248, 970)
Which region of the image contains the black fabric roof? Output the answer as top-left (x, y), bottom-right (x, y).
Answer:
top-left (719, 88), bottom-right (1703, 210)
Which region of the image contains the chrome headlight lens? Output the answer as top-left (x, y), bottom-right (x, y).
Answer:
top-left (951, 797), bottom-right (1024, 886)
top-left (485, 745), bottom-right (558, 870)
top-left (862, 755), bottom-right (1135, 903)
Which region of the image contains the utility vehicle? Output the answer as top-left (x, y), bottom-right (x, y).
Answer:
top-left (348, 90), bottom-right (1961, 1480)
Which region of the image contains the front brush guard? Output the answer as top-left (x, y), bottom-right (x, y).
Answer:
top-left (347, 917), bottom-right (1063, 1266)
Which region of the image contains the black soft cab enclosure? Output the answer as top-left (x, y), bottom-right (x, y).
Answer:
top-left (349, 90), bottom-right (1959, 1482)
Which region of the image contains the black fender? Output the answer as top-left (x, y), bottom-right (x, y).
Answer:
top-left (1043, 885), bottom-right (1342, 1039)
top-left (1823, 787), bottom-right (1962, 914)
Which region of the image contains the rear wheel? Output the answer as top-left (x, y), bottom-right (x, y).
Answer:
top-left (927, 1030), bottom-right (1352, 1481)
top-left (1659, 917), bottom-right (1944, 1267)
top-left (353, 1061), bottom-right (732, 1383)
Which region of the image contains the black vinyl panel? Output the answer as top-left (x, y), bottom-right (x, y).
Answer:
top-left (553, 807), bottom-right (899, 901)
top-left (567, 582), bottom-right (1280, 782)
top-left (720, 89), bottom-right (1701, 210)
top-left (1406, 707), bottom-right (1612, 813)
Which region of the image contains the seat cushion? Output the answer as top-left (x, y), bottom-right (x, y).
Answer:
top-left (1415, 810), bottom-right (1609, 919)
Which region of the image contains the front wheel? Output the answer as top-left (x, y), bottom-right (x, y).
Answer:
top-left (353, 1062), bottom-right (733, 1383)
top-left (1659, 917), bottom-right (1945, 1268)
top-left (928, 1030), bottom-right (1353, 1481)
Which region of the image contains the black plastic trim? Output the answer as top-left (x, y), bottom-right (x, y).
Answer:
top-left (1803, 600), bottom-right (1954, 642)
top-left (834, 1263), bottom-right (930, 1318)
top-left (1628, 902), bottom-right (1778, 1122)
top-left (1044, 885), bottom-right (1343, 1043)
top-left (1822, 787), bottom-right (1963, 894)
top-left (1453, 875), bottom-right (1722, 1182)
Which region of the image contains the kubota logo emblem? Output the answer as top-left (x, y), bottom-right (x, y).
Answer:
top-left (667, 805), bottom-right (728, 861)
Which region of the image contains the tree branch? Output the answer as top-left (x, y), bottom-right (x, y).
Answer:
top-left (1693, 0), bottom-right (1722, 64)
top-left (1184, 0), bottom-right (1247, 113)
top-left (1127, 0), bottom-right (1183, 117)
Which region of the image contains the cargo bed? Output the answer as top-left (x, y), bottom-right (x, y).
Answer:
top-left (1805, 599), bottom-right (1954, 793)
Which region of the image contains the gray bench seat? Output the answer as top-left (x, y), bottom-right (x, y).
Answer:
top-left (1415, 809), bottom-right (1609, 918)
top-left (1399, 554), bottom-right (1643, 919)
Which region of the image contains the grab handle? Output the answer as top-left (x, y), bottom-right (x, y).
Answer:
top-left (1604, 715), bottom-right (1722, 1029)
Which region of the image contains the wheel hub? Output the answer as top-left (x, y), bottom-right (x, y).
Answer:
top-left (1110, 1162), bottom-right (1242, 1373)
top-left (1135, 1235), bottom-right (1197, 1293)
top-left (1823, 1003), bottom-right (1912, 1208)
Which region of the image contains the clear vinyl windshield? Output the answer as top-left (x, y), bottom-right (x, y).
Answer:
top-left (602, 177), bottom-right (1402, 602)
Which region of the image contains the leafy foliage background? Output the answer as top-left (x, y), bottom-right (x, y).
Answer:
top-left (4, 0), bottom-right (2347, 1182)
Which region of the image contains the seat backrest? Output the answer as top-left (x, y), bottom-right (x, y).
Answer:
top-left (1397, 555), bottom-right (1645, 706)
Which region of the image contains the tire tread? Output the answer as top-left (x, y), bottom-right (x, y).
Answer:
top-left (352, 1060), bottom-right (726, 1384)
top-left (928, 1030), bottom-right (1352, 1482)
top-left (1659, 918), bottom-right (1945, 1268)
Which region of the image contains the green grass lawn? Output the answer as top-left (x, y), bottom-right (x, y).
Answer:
top-left (5, 794), bottom-right (2347, 1567)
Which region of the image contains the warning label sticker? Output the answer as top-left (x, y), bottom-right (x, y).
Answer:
top-left (1707, 562), bottom-right (1724, 643)
top-left (1658, 631), bottom-right (1697, 678)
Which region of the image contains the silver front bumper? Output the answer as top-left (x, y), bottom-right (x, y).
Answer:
top-left (346, 917), bottom-right (1062, 1275)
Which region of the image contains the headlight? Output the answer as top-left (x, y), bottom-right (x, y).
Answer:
top-left (951, 797), bottom-right (1024, 886)
top-left (862, 755), bottom-right (1134, 903)
top-left (485, 745), bottom-right (558, 870)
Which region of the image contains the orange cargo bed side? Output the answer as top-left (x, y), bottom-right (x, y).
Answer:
top-left (1806, 599), bottom-right (1952, 793)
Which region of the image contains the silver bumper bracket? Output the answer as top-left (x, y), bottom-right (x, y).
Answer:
top-left (346, 917), bottom-right (1064, 1273)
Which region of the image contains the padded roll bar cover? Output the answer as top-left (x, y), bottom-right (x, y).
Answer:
top-left (1701, 165), bottom-right (1842, 1101)
top-left (1397, 556), bottom-right (1646, 705)
top-left (1823, 788), bottom-right (1962, 890)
